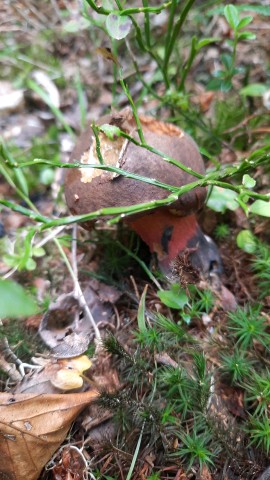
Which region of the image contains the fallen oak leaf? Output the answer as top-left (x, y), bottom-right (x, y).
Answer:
top-left (0, 390), bottom-right (99, 480)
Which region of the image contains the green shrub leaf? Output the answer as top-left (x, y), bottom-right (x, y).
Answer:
top-left (100, 124), bottom-right (122, 140)
top-left (0, 279), bottom-right (38, 318)
top-left (207, 186), bottom-right (238, 213)
top-left (250, 199), bottom-right (270, 217)
top-left (236, 230), bottom-right (257, 253)
top-left (106, 13), bottom-right (132, 40)
top-left (242, 174), bottom-right (256, 189)
top-left (158, 284), bottom-right (189, 310)
top-left (240, 83), bottom-right (268, 97)
top-left (224, 5), bottom-right (239, 30)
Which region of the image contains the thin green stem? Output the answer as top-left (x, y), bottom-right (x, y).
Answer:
top-left (91, 124), bottom-right (104, 165)
top-left (142, 0), bottom-right (151, 48)
top-left (119, 72), bottom-right (145, 144)
top-left (118, 3), bottom-right (171, 15)
top-left (165, 0), bottom-right (177, 64)
top-left (27, 79), bottom-right (75, 138)
top-left (85, 0), bottom-right (171, 16)
top-left (0, 163), bottom-right (39, 215)
top-left (0, 200), bottom-right (49, 224)
top-left (178, 36), bottom-right (197, 92)
top-left (128, 16), bottom-right (169, 88)
top-left (163, 0), bottom-right (196, 73)
top-left (115, 241), bottom-right (162, 290)
top-left (18, 159), bottom-right (180, 193)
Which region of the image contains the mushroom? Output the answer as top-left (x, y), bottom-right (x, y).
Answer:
top-left (65, 108), bottom-right (221, 277)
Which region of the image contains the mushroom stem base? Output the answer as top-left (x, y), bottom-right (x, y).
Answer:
top-left (126, 211), bottom-right (199, 269)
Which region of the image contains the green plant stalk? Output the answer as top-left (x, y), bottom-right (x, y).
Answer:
top-left (0, 163), bottom-right (40, 215)
top-left (111, 40), bottom-right (119, 108)
top-left (177, 36), bottom-right (197, 92)
top-left (126, 16), bottom-right (169, 88)
top-left (75, 71), bottom-right (87, 130)
top-left (15, 155), bottom-right (270, 201)
top-left (27, 79), bottom-right (75, 138)
top-left (125, 377), bottom-right (157, 480)
top-left (91, 124), bottom-right (104, 165)
top-left (85, 0), bottom-right (171, 16)
top-left (3, 166), bottom-right (268, 231)
top-left (142, 0), bottom-right (151, 48)
top-left (18, 158), bottom-right (180, 192)
top-left (119, 72), bottom-right (145, 144)
top-left (126, 421), bottom-right (145, 480)
top-left (0, 142), bottom-right (29, 197)
top-left (165, 0), bottom-right (177, 66)
top-left (115, 241), bottom-right (162, 290)
top-left (163, 0), bottom-right (196, 73)
top-left (0, 200), bottom-right (49, 224)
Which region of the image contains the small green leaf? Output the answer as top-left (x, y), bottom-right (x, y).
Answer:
top-left (240, 83), bottom-right (268, 97)
top-left (137, 284), bottom-right (148, 332)
top-left (238, 31), bottom-right (256, 40)
top-left (181, 312), bottom-right (191, 325)
top-left (100, 124), bottom-right (122, 140)
top-left (157, 284), bottom-right (188, 310)
top-left (236, 230), bottom-right (257, 254)
top-left (106, 12), bottom-right (132, 40)
top-left (197, 37), bottom-right (219, 50)
top-left (250, 199), bottom-right (270, 217)
top-left (207, 186), bottom-right (238, 213)
top-left (0, 279), bottom-right (38, 318)
top-left (242, 174), bottom-right (256, 189)
top-left (224, 5), bottom-right (240, 30)
top-left (237, 16), bottom-right (253, 29)
top-left (25, 258), bottom-right (36, 271)
top-left (32, 246), bottom-right (46, 258)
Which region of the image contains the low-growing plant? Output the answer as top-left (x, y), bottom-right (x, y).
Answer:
top-left (244, 370), bottom-right (270, 417)
top-left (172, 427), bottom-right (215, 471)
top-left (227, 306), bottom-right (270, 350)
top-left (248, 414), bottom-right (270, 455)
top-left (220, 349), bottom-right (253, 384)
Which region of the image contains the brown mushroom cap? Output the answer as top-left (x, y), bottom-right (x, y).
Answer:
top-left (64, 108), bottom-right (206, 222)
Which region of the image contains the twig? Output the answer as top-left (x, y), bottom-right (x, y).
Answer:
top-left (34, 225), bottom-right (67, 249)
top-left (53, 236), bottom-right (101, 343)
top-left (2, 337), bottom-right (41, 378)
top-left (0, 353), bottom-right (22, 382)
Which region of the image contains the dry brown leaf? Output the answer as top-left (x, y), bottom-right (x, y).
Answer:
top-left (198, 464), bottom-right (212, 480)
top-left (0, 390), bottom-right (99, 480)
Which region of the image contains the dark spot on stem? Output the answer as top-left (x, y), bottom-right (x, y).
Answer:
top-left (161, 225), bottom-right (173, 253)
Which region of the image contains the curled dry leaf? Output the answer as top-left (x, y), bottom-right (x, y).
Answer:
top-left (0, 390), bottom-right (99, 480)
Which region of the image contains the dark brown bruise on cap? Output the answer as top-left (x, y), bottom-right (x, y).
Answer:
top-left (64, 108), bottom-right (206, 224)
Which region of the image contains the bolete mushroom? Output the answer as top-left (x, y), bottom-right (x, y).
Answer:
top-left (65, 108), bottom-right (221, 276)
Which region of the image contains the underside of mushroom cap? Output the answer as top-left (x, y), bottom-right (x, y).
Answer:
top-left (64, 108), bottom-right (206, 223)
